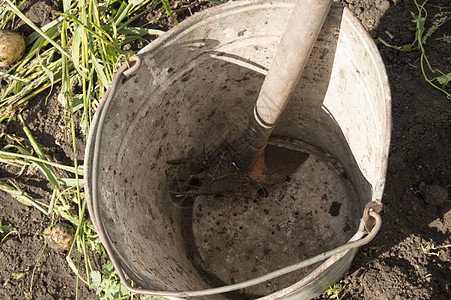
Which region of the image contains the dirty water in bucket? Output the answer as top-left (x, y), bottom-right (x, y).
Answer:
top-left (181, 139), bottom-right (360, 298)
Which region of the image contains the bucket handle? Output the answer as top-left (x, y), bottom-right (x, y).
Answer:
top-left (90, 56), bottom-right (383, 299)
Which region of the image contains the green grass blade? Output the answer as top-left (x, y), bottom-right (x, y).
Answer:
top-left (71, 25), bottom-right (89, 80)
top-left (25, 18), bottom-right (61, 45)
top-left (161, 0), bottom-right (178, 24)
top-left (120, 26), bottom-right (165, 36)
top-left (0, 181), bottom-right (49, 214)
top-left (89, 52), bottom-right (109, 89)
top-left (66, 257), bottom-right (89, 285)
top-left (37, 54), bottom-right (55, 103)
top-left (0, 0), bottom-right (28, 29)
top-left (0, 71), bottom-right (28, 84)
top-left (377, 38), bottom-right (415, 52)
top-left (0, 149), bottom-right (83, 175)
top-left (113, 2), bottom-right (132, 26)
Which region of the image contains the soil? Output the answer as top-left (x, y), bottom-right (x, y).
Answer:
top-left (0, 0), bottom-right (450, 299)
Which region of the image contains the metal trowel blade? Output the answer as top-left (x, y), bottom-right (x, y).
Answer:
top-left (249, 143), bottom-right (309, 184)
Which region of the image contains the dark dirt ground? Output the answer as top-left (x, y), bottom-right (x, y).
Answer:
top-left (0, 0), bottom-right (450, 299)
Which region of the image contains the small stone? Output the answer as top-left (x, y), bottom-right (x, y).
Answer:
top-left (47, 222), bottom-right (75, 251)
top-left (378, 0), bottom-right (390, 12)
top-left (354, 6), bottom-right (364, 16)
top-left (421, 185), bottom-right (449, 206)
top-left (438, 249), bottom-right (450, 262)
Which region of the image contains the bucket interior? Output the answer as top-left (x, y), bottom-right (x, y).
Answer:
top-left (86, 1), bottom-right (390, 299)
top-left (187, 138), bottom-right (360, 298)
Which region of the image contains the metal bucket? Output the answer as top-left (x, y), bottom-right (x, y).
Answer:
top-left (84, 1), bottom-right (391, 299)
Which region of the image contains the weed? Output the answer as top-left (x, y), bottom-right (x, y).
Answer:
top-left (161, 0), bottom-right (178, 24)
top-left (378, 0), bottom-right (450, 99)
top-left (91, 263), bottom-right (132, 300)
top-left (435, 73), bottom-right (450, 88)
top-left (0, 119), bottom-right (82, 216)
top-left (326, 282), bottom-right (346, 300)
top-left (1, 0), bottom-right (164, 133)
top-left (91, 262), bottom-right (167, 299)
top-left (84, 223), bottom-right (106, 255)
top-left (0, 220), bottom-right (17, 246)
top-left (363, 245), bottom-right (385, 258)
top-left (414, 264), bottom-right (432, 278)
top-left (12, 266), bottom-right (31, 280)
top-left (91, 262), bottom-right (167, 300)
top-left (0, 221), bottom-right (12, 237)
top-left (2, 266), bottom-right (31, 287)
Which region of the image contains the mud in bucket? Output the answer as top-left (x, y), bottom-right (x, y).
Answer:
top-left (84, 1), bottom-right (391, 299)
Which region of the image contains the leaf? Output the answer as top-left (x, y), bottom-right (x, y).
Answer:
top-left (62, 0), bottom-right (71, 11)
top-left (57, 93), bottom-right (67, 108)
top-left (12, 271), bottom-right (27, 280)
top-left (14, 123), bottom-right (61, 191)
top-left (113, 1), bottom-right (129, 24)
top-left (120, 26), bottom-right (165, 36)
top-left (59, 177), bottom-right (84, 188)
top-left (0, 221), bottom-right (12, 235)
top-left (12, 267), bottom-right (30, 279)
top-left (417, 17), bottom-right (426, 39)
top-left (161, 0), bottom-right (178, 24)
top-left (90, 270), bottom-right (102, 288)
top-left (119, 282), bottom-right (131, 296)
top-left (0, 182), bottom-right (36, 209)
top-left (66, 257), bottom-right (89, 285)
top-left (90, 53), bottom-right (109, 89)
top-left (72, 26), bottom-right (89, 80)
top-left (109, 280), bottom-right (122, 298)
top-left (436, 73), bottom-right (451, 86)
top-left (130, 0), bottom-right (146, 6)
top-left (71, 94), bottom-right (84, 113)
top-left (377, 38), bottom-right (415, 52)
top-left (25, 18), bottom-right (61, 46)
top-left (101, 262), bottom-right (115, 276)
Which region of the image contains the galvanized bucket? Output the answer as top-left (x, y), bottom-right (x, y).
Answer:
top-left (84, 1), bottom-right (391, 299)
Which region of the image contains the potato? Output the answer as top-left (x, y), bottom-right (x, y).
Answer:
top-left (0, 30), bottom-right (26, 67)
top-left (47, 222), bottom-right (75, 251)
